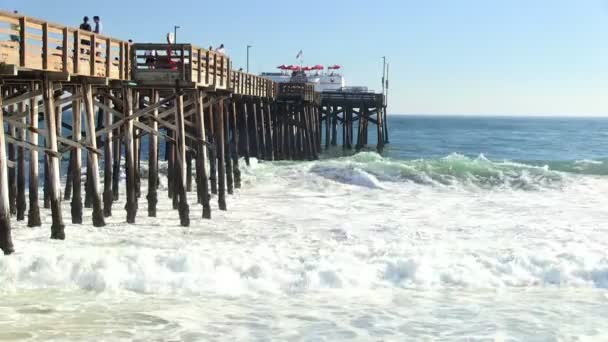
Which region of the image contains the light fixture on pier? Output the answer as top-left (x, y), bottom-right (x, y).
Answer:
top-left (247, 45), bottom-right (253, 73)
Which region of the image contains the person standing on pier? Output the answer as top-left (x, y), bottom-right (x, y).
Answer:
top-left (93, 16), bottom-right (102, 56)
top-left (79, 16), bottom-right (92, 54)
top-left (80, 16), bottom-right (92, 31)
top-left (93, 16), bottom-right (102, 34)
top-left (216, 44), bottom-right (226, 54)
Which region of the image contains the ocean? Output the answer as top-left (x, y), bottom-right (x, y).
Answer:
top-left (1, 115), bottom-right (608, 341)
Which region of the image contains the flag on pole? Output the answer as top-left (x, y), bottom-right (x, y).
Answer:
top-left (296, 50), bottom-right (303, 60)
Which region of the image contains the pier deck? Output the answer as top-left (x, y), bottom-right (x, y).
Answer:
top-left (0, 10), bottom-right (388, 254)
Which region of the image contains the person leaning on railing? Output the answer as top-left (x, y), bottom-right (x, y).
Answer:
top-left (79, 16), bottom-right (92, 54)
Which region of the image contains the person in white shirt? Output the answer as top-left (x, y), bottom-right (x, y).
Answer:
top-left (93, 16), bottom-right (102, 34)
top-left (216, 44), bottom-right (226, 55)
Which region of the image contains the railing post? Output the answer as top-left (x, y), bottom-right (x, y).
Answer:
top-left (205, 50), bottom-right (210, 85)
top-left (19, 17), bottom-right (26, 67)
top-left (197, 48), bottom-right (202, 84)
top-left (180, 45), bottom-right (186, 81)
top-left (74, 30), bottom-right (80, 74)
top-left (42, 23), bottom-right (49, 70)
top-left (62, 28), bottom-right (68, 72)
top-left (105, 38), bottom-right (111, 77)
top-left (90, 34), bottom-right (96, 76)
top-left (119, 42), bottom-right (124, 80)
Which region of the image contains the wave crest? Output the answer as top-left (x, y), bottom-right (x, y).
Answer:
top-left (311, 152), bottom-right (566, 190)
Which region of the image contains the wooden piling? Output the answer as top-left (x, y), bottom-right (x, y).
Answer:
top-left (0, 88), bottom-right (15, 255)
top-left (251, 101), bottom-right (260, 160)
top-left (82, 83), bottom-right (105, 227)
top-left (207, 103), bottom-right (218, 195)
top-left (70, 92), bottom-right (83, 224)
top-left (231, 100), bottom-right (241, 188)
top-left (42, 77), bottom-right (65, 240)
top-left (225, 102), bottom-right (234, 195)
top-left (147, 89), bottom-right (159, 217)
top-left (331, 106), bottom-right (337, 146)
top-left (195, 91), bottom-right (211, 219)
top-left (16, 101), bottom-right (26, 221)
top-left (376, 105), bottom-right (384, 153)
top-left (123, 87), bottom-right (138, 223)
top-left (112, 125), bottom-right (121, 201)
top-left (134, 92), bottom-right (141, 199)
top-left (27, 83), bottom-right (41, 227)
top-left (266, 101), bottom-right (274, 161)
top-left (103, 92), bottom-right (113, 217)
top-left (186, 151), bottom-right (193, 192)
top-left (64, 149), bottom-right (73, 200)
top-left (241, 100), bottom-right (251, 166)
top-left (382, 107), bottom-right (389, 143)
top-left (8, 122), bottom-right (16, 216)
top-left (216, 100), bottom-right (227, 211)
top-left (174, 89), bottom-right (190, 226)
top-left (258, 100), bottom-right (266, 160)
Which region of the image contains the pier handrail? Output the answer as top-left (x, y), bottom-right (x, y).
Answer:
top-left (230, 70), bottom-right (275, 98)
top-left (0, 10), bottom-right (131, 80)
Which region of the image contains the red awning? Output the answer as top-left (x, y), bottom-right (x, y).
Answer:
top-left (277, 64), bottom-right (288, 70)
top-left (313, 65), bottom-right (324, 70)
top-left (328, 64), bottom-right (341, 70)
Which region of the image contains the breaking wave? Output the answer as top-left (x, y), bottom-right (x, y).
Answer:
top-left (309, 152), bottom-right (605, 190)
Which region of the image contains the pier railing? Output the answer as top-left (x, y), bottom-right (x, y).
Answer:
top-left (0, 10), bottom-right (131, 80)
top-left (230, 70), bottom-right (275, 98)
top-left (132, 43), bottom-right (230, 89)
top-left (277, 82), bottom-right (316, 102)
top-left (321, 91), bottom-right (385, 106)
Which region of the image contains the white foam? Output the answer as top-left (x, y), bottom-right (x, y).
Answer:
top-left (1, 155), bottom-right (608, 339)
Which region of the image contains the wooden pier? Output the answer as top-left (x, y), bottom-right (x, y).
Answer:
top-left (0, 10), bottom-right (389, 254)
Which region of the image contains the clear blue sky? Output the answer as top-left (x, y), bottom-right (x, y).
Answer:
top-left (5, 0), bottom-right (608, 116)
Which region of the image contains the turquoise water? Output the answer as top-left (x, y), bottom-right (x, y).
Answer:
top-left (384, 115), bottom-right (608, 162)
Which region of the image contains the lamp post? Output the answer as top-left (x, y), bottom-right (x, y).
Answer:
top-left (173, 25), bottom-right (180, 44)
top-left (382, 56), bottom-right (386, 96)
top-left (247, 45), bottom-right (252, 73)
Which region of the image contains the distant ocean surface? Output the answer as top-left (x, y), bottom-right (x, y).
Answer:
top-left (1, 115), bottom-right (608, 341)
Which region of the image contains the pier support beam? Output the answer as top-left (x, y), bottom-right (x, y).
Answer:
top-left (195, 91), bottom-right (211, 219)
top-left (225, 102), bottom-right (234, 195)
top-left (376, 105), bottom-right (384, 153)
top-left (71, 90), bottom-right (83, 224)
top-left (147, 89), bottom-right (159, 217)
top-left (16, 101), bottom-right (26, 221)
top-left (103, 93), bottom-right (113, 217)
top-left (0, 88), bottom-right (15, 255)
top-left (112, 126), bottom-right (121, 201)
top-left (251, 101), bottom-right (260, 160)
top-left (42, 78), bottom-right (65, 240)
top-left (242, 100), bottom-right (251, 166)
top-left (258, 100), bottom-right (266, 160)
top-left (265, 101), bottom-right (274, 161)
top-left (123, 87), bottom-right (138, 223)
top-left (216, 100), bottom-right (227, 211)
top-left (231, 100), bottom-right (241, 188)
top-left (27, 83), bottom-right (41, 227)
top-left (174, 89), bottom-right (190, 226)
top-left (8, 122), bottom-right (16, 216)
top-left (82, 82), bottom-right (105, 227)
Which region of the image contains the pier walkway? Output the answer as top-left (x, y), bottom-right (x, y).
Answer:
top-left (0, 10), bottom-right (388, 254)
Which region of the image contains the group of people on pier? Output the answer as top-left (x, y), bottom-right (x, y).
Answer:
top-left (79, 15), bottom-right (103, 34)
